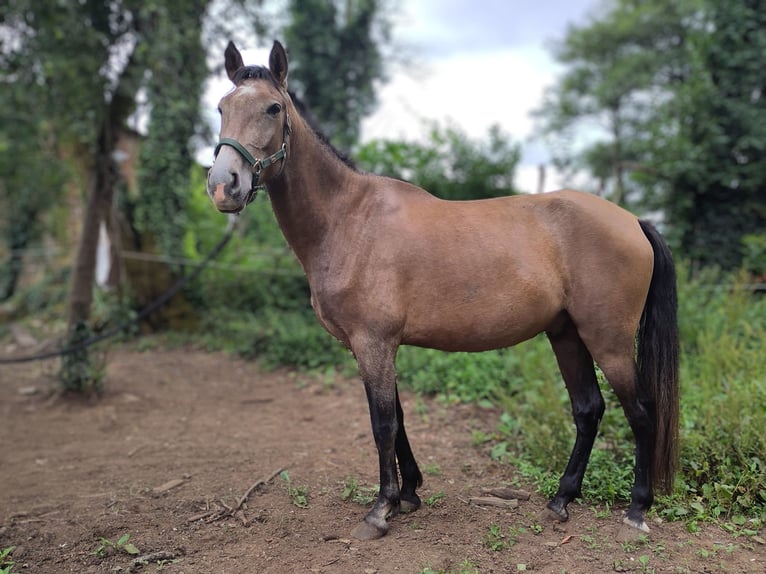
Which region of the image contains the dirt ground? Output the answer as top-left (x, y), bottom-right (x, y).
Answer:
top-left (1, 346), bottom-right (763, 574)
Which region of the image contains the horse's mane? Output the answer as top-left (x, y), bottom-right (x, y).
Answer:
top-left (231, 65), bottom-right (357, 171)
top-left (288, 90), bottom-right (357, 171)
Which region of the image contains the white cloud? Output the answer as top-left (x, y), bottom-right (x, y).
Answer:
top-left (202, 3), bottom-right (598, 193)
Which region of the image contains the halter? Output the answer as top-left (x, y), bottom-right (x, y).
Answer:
top-left (214, 108), bottom-right (292, 203)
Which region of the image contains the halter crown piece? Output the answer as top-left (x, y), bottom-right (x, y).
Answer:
top-left (214, 107), bottom-right (292, 203)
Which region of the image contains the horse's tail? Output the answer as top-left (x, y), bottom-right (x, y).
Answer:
top-left (637, 220), bottom-right (680, 494)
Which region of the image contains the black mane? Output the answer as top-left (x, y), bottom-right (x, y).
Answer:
top-left (289, 91), bottom-right (357, 171)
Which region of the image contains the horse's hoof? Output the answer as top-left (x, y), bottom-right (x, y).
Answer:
top-left (351, 519), bottom-right (388, 541)
top-left (622, 515), bottom-right (650, 533)
top-left (542, 501), bottom-right (569, 523)
top-left (400, 495), bottom-right (421, 514)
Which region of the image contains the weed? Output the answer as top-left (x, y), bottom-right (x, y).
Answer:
top-left (425, 492), bottom-right (446, 507)
top-left (471, 430), bottom-right (492, 446)
top-left (280, 471), bottom-right (309, 508)
top-left (637, 554), bottom-right (654, 573)
top-left (424, 462), bottom-right (443, 476)
top-left (341, 476), bottom-right (378, 506)
top-left (0, 547), bottom-right (17, 574)
top-left (581, 534), bottom-right (602, 551)
top-left (591, 503), bottom-right (612, 519)
top-left (92, 533), bottom-right (140, 558)
top-left (483, 523), bottom-right (520, 551)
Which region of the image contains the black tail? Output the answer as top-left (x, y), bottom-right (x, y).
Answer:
top-left (637, 220), bottom-right (680, 494)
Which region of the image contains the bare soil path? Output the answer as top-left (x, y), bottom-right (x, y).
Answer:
top-left (1, 347), bottom-right (763, 573)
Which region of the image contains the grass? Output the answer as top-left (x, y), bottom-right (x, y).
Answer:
top-left (280, 471), bottom-right (309, 508)
top-left (0, 547), bottom-right (17, 574)
top-left (91, 533), bottom-right (139, 558)
top-left (341, 476), bottom-right (378, 506)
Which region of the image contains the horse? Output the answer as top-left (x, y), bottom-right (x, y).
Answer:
top-left (206, 40), bottom-right (680, 541)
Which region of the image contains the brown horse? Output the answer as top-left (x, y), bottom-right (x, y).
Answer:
top-left (207, 41), bottom-right (680, 540)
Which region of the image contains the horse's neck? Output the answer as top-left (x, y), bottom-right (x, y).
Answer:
top-left (266, 122), bottom-right (359, 271)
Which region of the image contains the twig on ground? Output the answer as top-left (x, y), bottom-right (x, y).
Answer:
top-left (235, 467), bottom-right (285, 511)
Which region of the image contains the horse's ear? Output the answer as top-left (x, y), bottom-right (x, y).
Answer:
top-left (225, 41), bottom-right (244, 82)
top-left (269, 40), bottom-right (288, 89)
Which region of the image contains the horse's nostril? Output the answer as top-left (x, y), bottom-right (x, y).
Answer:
top-left (231, 172), bottom-right (239, 190)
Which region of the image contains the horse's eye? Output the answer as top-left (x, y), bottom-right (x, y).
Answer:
top-left (267, 103), bottom-right (282, 116)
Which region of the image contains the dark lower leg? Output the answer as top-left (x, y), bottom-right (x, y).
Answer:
top-left (546, 385), bottom-right (604, 520)
top-left (351, 346), bottom-right (401, 540)
top-left (622, 393), bottom-right (656, 529)
top-left (546, 326), bottom-right (603, 521)
top-left (395, 387), bottom-right (422, 511)
top-left (603, 359), bottom-right (656, 531)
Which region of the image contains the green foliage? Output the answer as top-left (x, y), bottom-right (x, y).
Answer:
top-left (133, 1), bottom-right (208, 260)
top-left (357, 122), bottom-right (521, 200)
top-left (57, 321), bottom-right (107, 394)
top-left (280, 470), bottom-right (309, 508)
top-left (741, 233), bottom-right (766, 277)
top-left (283, 0), bottom-right (391, 150)
top-left (251, 309), bottom-right (352, 370)
top-left (535, 0), bottom-right (766, 269)
top-left (92, 533), bottom-right (140, 558)
top-left (341, 476), bottom-right (378, 505)
top-left (424, 492), bottom-right (446, 507)
top-left (0, 547), bottom-right (17, 574)
top-left (483, 523), bottom-right (521, 551)
top-left (669, 266), bottom-right (766, 525)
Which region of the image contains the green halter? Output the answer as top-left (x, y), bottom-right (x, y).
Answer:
top-left (214, 109), bottom-right (291, 200)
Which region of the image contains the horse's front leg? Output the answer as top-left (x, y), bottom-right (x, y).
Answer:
top-left (351, 341), bottom-right (402, 540)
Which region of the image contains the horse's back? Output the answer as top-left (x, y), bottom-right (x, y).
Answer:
top-left (395, 188), bottom-right (653, 350)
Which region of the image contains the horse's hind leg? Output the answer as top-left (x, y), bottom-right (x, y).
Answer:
top-left (395, 386), bottom-right (423, 512)
top-left (596, 351), bottom-right (655, 532)
top-left (544, 320), bottom-right (605, 522)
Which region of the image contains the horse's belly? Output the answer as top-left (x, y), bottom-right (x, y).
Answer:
top-left (401, 289), bottom-right (561, 352)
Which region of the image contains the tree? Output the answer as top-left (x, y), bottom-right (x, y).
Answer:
top-left (283, 0), bottom-right (389, 150)
top-left (535, 0), bottom-right (766, 269)
top-left (356, 122), bottom-right (522, 200)
top-left (534, 0), bottom-right (696, 208)
top-left (642, 0), bottom-right (766, 268)
top-left (0, 0), bottom-right (212, 390)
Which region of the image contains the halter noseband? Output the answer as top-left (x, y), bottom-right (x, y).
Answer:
top-left (214, 108), bottom-right (292, 203)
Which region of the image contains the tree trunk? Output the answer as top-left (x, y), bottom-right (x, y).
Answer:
top-left (67, 120), bottom-right (115, 328)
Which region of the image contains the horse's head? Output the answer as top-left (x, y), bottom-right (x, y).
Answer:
top-left (207, 41), bottom-right (291, 213)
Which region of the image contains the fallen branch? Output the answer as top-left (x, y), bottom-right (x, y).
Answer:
top-left (186, 467), bottom-right (286, 525)
top-left (235, 467), bottom-right (285, 511)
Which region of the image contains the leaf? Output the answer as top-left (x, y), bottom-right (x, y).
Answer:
top-left (123, 543), bottom-right (140, 555)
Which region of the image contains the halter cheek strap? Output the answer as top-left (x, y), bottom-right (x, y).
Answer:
top-left (214, 109), bottom-right (291, 201)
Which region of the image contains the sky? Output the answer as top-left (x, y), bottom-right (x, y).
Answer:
top-left (203, 0), bottom-right (599, 194)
